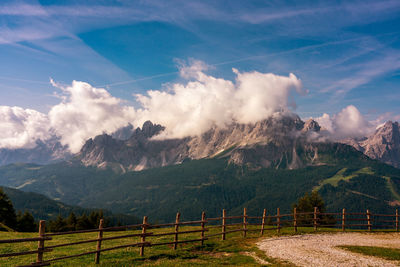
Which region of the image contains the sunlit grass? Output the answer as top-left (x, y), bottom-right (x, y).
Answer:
top-left (338, 245), bottom-right (400, 261)
top-left (0, 224), bottom-right (329, 266)
top-left (3, 224), bottom-right (397, 266)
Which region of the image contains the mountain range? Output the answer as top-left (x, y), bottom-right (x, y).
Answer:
top-left (0, 137), bottom-right (71, 166)
top-left (1, 115), bottom-right (399, 171)
top-left (0, 114), bottom-right (399, 222)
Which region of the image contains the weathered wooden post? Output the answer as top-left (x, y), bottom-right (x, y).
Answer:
top-left (342, 208), bottom-right (346, 232)
top-left (221, 209), bottom-right (226, 240)
top-left (139, 216), bottom-right (148, 256)
top-left (243, 208), bottom-right (247, 238)
top-left (396, 209), bottom-right (399, 232)
top-left (95, 219), bottom-right (104, 264)
top-left (36, 220), bottom-right (46, 264)
top-left (260, 209), bottom-right (266, 235)
top-left (367, 209), bottom-right (371, 232)
top-left (313, 207), bottom-right (318, 231)
top-left (201, 211), bottom-right (206, 245)
top-left (293, 207), bottom-right (297, 233)
top-left (277, 208), bottom-right (281, 233)
top-left (173, 212), bottom-right (180, 250)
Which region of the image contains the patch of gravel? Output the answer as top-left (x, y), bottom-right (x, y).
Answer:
top-left (257, 232), bottom-right (400, 267)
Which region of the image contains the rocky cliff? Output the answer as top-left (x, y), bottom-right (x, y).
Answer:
top-left (345, 121), bottom-right (400, 168)
top-left (76, 114), bottom-right (337, 172)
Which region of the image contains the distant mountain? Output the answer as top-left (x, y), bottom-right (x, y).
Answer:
top-left (343, 121), bottom-right (400, 168)
top-left (0, 124), bottom-right (135, 167)
top-left (0, 137), bottom-right (71, 167)
top-left (77, 115), bottom-right (328, 172)
top-left (2, 186), bottom-right (139, 224)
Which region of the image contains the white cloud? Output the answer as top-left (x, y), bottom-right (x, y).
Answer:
top-left (48, 80), bottom-right (136, 153)
top-left (135, 62), bottom-right (304, 138)
top-left (0, 106), bottom-right (51, 149)
top-left (1, 62), bottom-right (380, 154)
top-left (0, 61), bottom-right (308, 152)
top-left (315, 105), bottom-right (374, 139)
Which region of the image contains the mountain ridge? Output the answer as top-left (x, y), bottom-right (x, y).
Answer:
top-left (77, 114), bottom-right (327, 172)
top-left (342, 121), bottom-right (400, 168)
top-left (1, 114), bottom-right (399, 171)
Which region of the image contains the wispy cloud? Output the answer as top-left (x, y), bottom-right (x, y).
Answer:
top-left (240, 7), bottom-right (330, 24)
top-left (322, 51), bottom-right (400, 96)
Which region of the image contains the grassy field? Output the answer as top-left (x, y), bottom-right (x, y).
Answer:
top-left (314, 167), bottom-right (374, 191)
top-left (0, 224), bottom-right (336, 267)
top-left (339, 245), bottom-right (400, 261)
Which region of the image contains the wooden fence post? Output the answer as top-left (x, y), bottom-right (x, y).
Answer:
top-left (201, 212), bottom-right (206, 245)
top-left (313, 207), bottom-right (318, 231)
top-left (396, 209), bottom-right (399, 232)
top-left (222, 209), bottom-right (226, 241)
top-left (243, 208), bottom-right (247, 238)
top-left (36, 220), bottom-right (46, 264)
top-left (139, 216), bottom-right (148, 256)
top-left (277, 208), bottom-right (280, 233)
top-left (342, 208), bottom-right (346, 232)
top-left (95, 219), bottom-right (104, 264)
top-left (260, 209), bottom-right (266, 235)
top-left (293, 208), bottom-right (297, 233)
top-left (173, 212), bottom-right (180, 250)
top-left (367, 209), bottom-right (371, 232)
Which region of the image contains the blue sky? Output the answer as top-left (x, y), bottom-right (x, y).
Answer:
top-left (1, 0), bottom-right (400, 121)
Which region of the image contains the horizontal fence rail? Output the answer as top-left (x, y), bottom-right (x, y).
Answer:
top-left (1, 208), bottom-right (399, 266)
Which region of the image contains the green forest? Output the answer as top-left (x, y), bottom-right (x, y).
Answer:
top-left (0, 143), bottom-right (399, 223)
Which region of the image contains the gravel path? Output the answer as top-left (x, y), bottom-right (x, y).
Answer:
top-left (257, 232), bottom-right (400, 267)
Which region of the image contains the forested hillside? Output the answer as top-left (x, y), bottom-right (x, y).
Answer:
top-left (0, 143), bottom-right (399, 222)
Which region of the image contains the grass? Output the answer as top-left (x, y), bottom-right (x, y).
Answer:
top-left (0, 224), bottom-right (314, 267)
top-left (383, 176), bottom-right (400, 202)
top-left (3, 222), bottom-right (397, 266)
top-left (338, 245), bottom-right (400, 261)
top-left (314, 167), bottom-right (374, 190)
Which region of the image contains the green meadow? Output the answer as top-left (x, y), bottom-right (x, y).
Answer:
top-left (0, 225), bottom-right (330, 267)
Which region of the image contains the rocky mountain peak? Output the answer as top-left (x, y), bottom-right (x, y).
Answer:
top-left (302, 119), bottom-right (321, 133)
top-left (76, 114), bottom-right (327, 172)
top-left (129, 121), bottom-right (165, 142)
top-left (345, 120), bottom-right (400, 168)
top-left (74, 112), bottom-right (400, 172)
top-left (375, 121), bottom-right (400, 144)
top-left (141, 121), bottom-right (165, 138)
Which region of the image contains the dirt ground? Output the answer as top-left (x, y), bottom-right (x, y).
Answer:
top-left (257, 232), bottom-right (400, 267)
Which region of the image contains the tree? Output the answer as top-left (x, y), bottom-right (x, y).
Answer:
top-left (76, 213), bottom-right (92, 230)
top-left (88, 210), bottom-right (103, 228)
top-left (293, 191), bottom-right (326, 213)
top-left (293, 191), bottom-right (335, 225)
top-left (48, 215), bottom-right (68, 232)
top-left (66, 212), bottom-right (77, 231)
top-left (0, 188), bottom-right (17, 230)
top-left (16, 211), bottom-right (37, 232)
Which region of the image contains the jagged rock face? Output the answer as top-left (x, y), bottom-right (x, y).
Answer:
top-left (0, 137), bottom-right (71, 166)
top-left (302, 119), bottom-right (321, 133)
top-left (78, 121), bottom-right (189, 172)
top-left (77, 115), bottom-right (334, 172)
top-left (357, 121), bottom-right (400, 168)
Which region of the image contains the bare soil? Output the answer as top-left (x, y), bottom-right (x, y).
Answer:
top-left (257, 232), bottom-right (400, 267)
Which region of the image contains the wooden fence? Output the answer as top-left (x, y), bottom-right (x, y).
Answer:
top-left (1, 207), bottom-right (399, 266)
